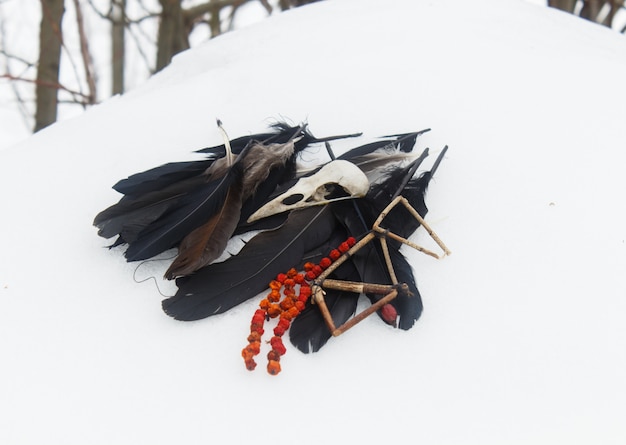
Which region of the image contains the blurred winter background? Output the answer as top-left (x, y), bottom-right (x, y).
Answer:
top-left (1, 0), bottom-right (626, 150)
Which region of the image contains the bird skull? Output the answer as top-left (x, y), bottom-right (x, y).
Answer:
top-left (247, 160), bottom-right (370, 222)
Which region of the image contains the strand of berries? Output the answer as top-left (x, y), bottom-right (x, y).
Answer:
top-left (242, 236), bottom-right (357, 375)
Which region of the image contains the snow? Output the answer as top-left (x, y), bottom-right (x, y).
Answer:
top-left (1, 0), bottom-right (626, 443)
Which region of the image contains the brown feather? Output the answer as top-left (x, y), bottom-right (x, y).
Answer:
top-left (165, 139), bottom-right (298, 279)
top-left (241, 140), bottom-right (296, 198)
top-left (165, 182), bottom-right (244, 279)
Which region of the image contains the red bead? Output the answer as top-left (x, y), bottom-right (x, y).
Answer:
top-left (305, 270), bottom-right (317, 280)
top-left (319, 257), bottom-right (332, 269)
top-left (254, 309), bottom-right (265, 318)
top-left (250, 322), bottom-right (264, 333)
top-left (270, 336), bottom-right (287, 355)
top-left (329, 249), bottom-right (341, 260)
top-left (267, 350), bottom-right (281, 361)
top-left (279, 298), bottom-right (294, 311)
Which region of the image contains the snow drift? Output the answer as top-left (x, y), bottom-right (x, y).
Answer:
top-left (1, 0), bottom-right (625, 443)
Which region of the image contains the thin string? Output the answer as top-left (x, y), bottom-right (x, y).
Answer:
top-left (132, 255), bottom-right (177, 298)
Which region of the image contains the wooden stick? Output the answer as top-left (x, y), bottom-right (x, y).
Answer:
top-left (332, 290), bottom-right (398, 336)
top-left (319, 279), bottom-right (397, 295)
top-left (311, 192), bottom-right (450, 338)
top-left (398, 196), bottom-right (451, 256)
top-left (315, 232), bottom-right (376, 282)
top-left (311, 284), bottom-right (336, 333)
top-left (378, 235), bottom-right (399, 283)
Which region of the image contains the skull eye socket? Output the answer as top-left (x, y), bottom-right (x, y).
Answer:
top-left (281, 194), bottom-right (304, 205)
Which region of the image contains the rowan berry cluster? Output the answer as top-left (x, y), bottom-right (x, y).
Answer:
top-left (242, 237), bottom-right (356, 375)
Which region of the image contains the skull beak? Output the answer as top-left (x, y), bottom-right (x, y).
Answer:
top-left (247, 160), bottom-right (370, 223)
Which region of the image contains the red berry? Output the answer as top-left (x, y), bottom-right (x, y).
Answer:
top-left (380, 304), bottom-right (398, 327)
top-left (319, 257), bottom-right (332, 269)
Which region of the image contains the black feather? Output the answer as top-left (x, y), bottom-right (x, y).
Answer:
top-left (195, 123), bottom-right (361, 154)
top-left (162, 206), bottom-right (338, 320)
top-left (124, 165), bottom-right (239, 261)
top-left (388, 249), bottom-right (423, 330)
top-left (337, 130), bottom-right (429, 162)
top-left (112, 160), bottom-right (215, 196)
top-left (94, 123), bottom-right (362, 258)
top-left (93, 175), bottom-right (205, 241)
top-left (289, 290), bottom-right (359, 353)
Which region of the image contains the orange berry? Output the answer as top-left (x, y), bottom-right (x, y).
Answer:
top-left (267, 304), bottom-right (282, 318)
top-left (280, 298), bottom-right (294, 311)
top-left (287, 307), bottom-right (300, 319)
top-left (246, 341), bottom-right (261, 355)
top-left (245, 358), bottom-right (257, 371)
top-left (268, 289), bottom-right (281, 302)
top-left (247, 331), bottom-right (262, 343)
top-left (267, 360), bottom-right (281, 375)
top-left (267, 350), bottom-right (281, 362)
top-left (242, 348), bottom-right (254, 360)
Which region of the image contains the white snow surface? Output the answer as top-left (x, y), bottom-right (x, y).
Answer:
top-left (1, 0), bottom-right (626, 443)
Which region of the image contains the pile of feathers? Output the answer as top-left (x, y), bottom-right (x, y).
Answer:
top-left (94, 121), bottom-right (447, 353)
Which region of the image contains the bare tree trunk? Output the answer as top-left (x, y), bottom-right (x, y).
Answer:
top-left (156, 0), bottom-right (189, 72)
top-left (602, 0), bottom-right (624, 26)
top-left (72, 0), bottom-right (97, 104)
top-left (34, 0), bottom-right (65, 132)
top-left (111, 0), bottom-right (125, 94)
top-left (548, 0), bottom-right (578, 13)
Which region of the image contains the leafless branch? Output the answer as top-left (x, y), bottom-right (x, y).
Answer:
top-left (2, 73), bottom-right (93, 102)
top-left (72, 0), bottom-right (97, 105)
